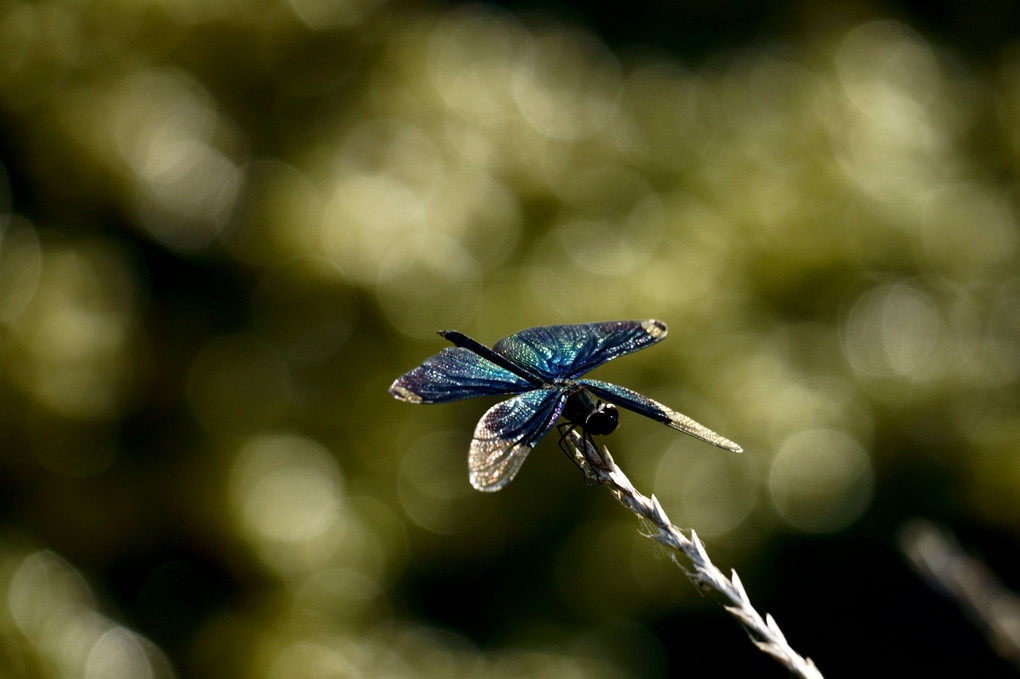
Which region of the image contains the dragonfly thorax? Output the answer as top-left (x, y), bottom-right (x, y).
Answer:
top-left (563, 388), bottom-right (619, 436)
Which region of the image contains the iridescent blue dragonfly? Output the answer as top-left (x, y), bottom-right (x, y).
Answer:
top-left (390, 320), bottom-right (741, 492)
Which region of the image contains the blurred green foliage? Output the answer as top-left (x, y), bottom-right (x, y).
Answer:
top-left (1, 0), bottom-right (1020, 677)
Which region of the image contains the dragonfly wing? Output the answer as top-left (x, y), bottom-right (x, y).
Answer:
top-left (493, 320), bottom-right (668, 380)
top-left (390, 347), bottom-right (532, 404)
top-left (578, 379), bottom-right (742, 453)
top-left (469, 389), bottom-right (565, 492)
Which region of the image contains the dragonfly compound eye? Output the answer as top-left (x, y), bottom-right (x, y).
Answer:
top-left (586, 403), bottom-right (619, 436)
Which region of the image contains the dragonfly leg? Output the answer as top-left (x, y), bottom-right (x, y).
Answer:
top-left (557, 422), bottom-right (599, 485)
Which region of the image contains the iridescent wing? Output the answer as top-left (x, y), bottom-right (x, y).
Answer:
top-left (469, 389), bottom-right (565, 492)
top-left (492, 319), bottom-right (668, 381)
top-left (578, 379), bottom-right (742, 453)
top-left (389, 347), bottom-right (533, 404)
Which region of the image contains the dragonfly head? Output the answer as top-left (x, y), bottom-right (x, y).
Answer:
top-left (565, 389), bottom-right (619, 436)
top-left (586, 401), bottom-right (619, 436)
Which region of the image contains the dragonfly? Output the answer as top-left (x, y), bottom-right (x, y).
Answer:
top-left (389, 320), bottom-right (742, 492)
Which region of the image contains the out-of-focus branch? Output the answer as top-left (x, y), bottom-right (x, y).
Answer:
top-left (565, 430), bottom-right (824, 679)
top-left (900, 519), bottom-right (1020, 669)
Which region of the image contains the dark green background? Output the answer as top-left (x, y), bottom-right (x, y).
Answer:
top-left (2, 0), bottom-right (1020, 676)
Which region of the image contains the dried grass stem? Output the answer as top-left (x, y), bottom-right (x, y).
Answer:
top-left (566, 431), bottom-right (824, 679)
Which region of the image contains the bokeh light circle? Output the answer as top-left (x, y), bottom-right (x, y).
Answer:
top-left (397, 431), bottom-right (488, 534)
top-left (0, 216), bottom-right (42, 322)
top-left (229, 433), bottom-right (346, 573)
top-left (376, 234), bottom-right (481, 338)
top-left (842, 282), bottom-right (942, 380)
top-left (654, 441), bottom-right (760, 537)
top-left (7, 237), bottom-right (139, 419)
top-left (769, 428), bottom-right (873, 532)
